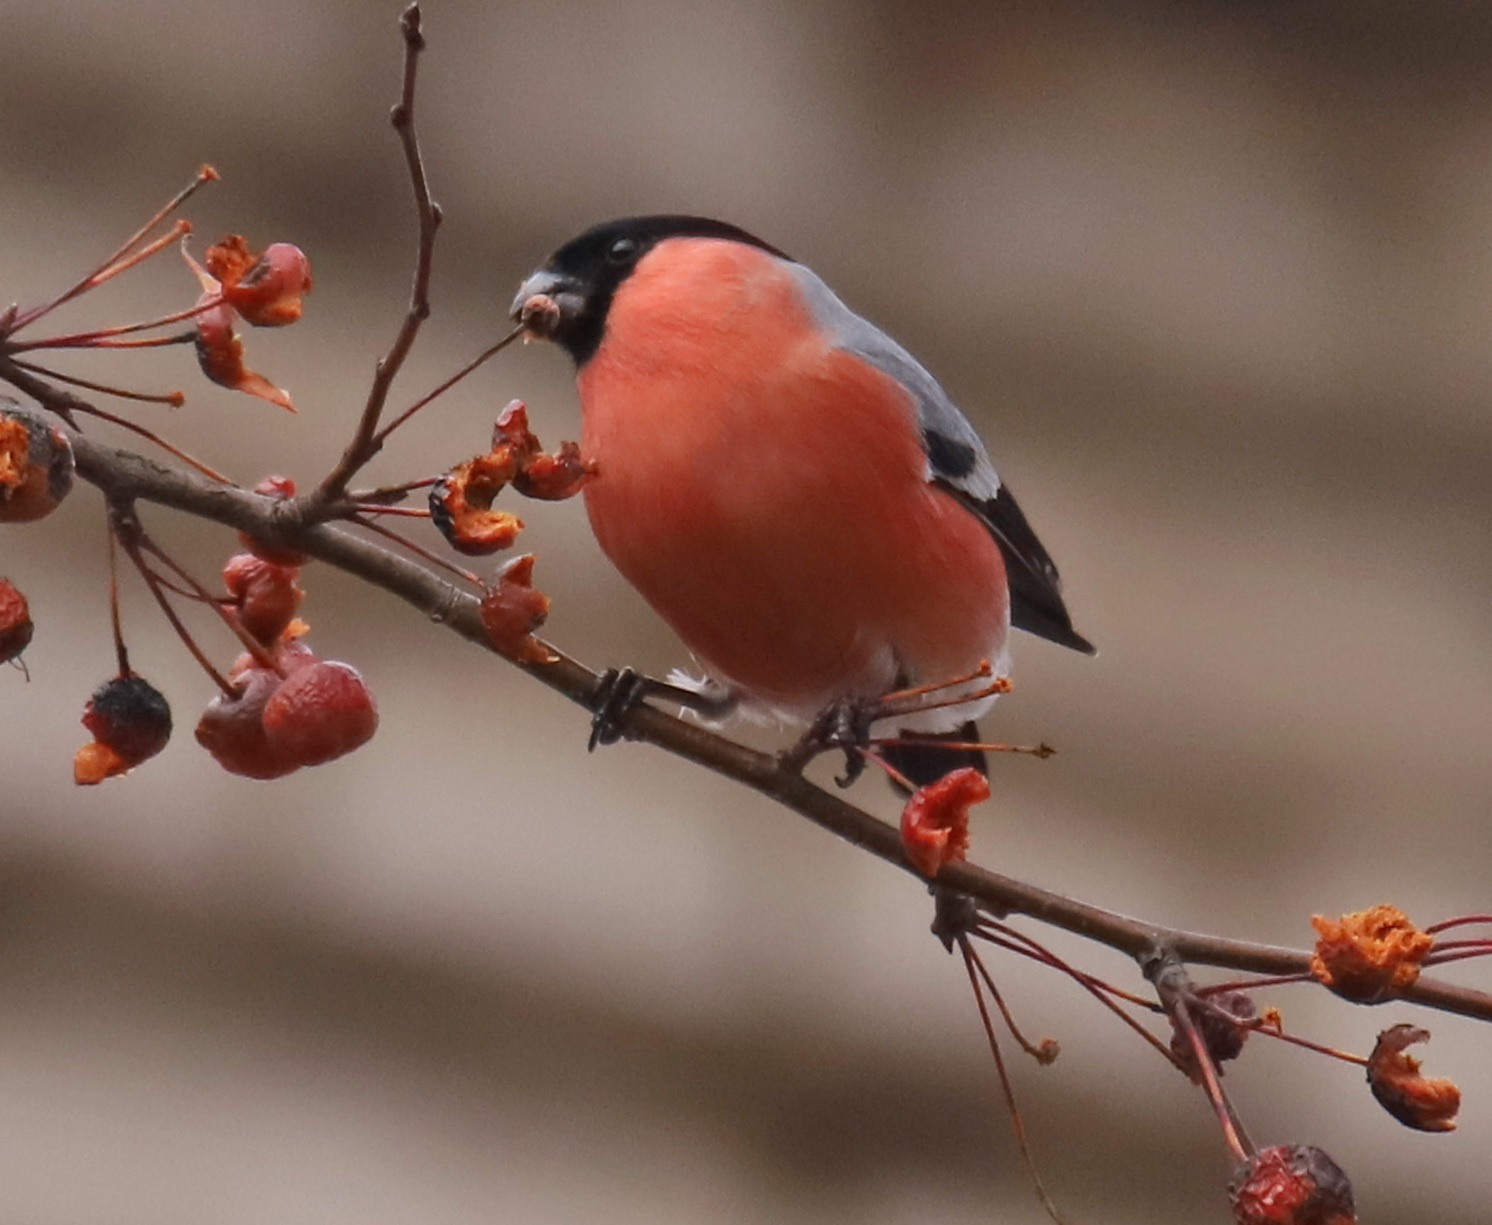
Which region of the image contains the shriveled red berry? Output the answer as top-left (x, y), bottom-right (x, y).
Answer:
top-left (192, 290), bottom-right (297, 412)
top-left (261, 660), bottom-right (378, 766)
top-left (220, 241), bottom-right (312, 327)
top-left (490, 400), bottom-right (541, 459)
top-left (195, 667), bottom-right (300, 780)
top-left (74, 674), bottom-right (172, 784)
top-left (513, 438), bottom-right (595, 501)
top-left (430, 451), bottom-right (523, 556)
top-left (479, 554), bottom-right (556, 664)
top-left (0, 578), bottom-right (34, 665)
top-left (1310, 905), bottom-right (1431, 1003)
top-left (1229, 1145), bottom-right (1355, 1225)
top-left (1171, 989), bottom-right (1257, 1081)
top-left (222, 552), bottom-right (303, 645)
top-left (0, 410), bottom-right (74, 523)
top-left (229, 636), bottom-right (317, 683)
top-left (207, 236), bottom-right (311, 327)
top-left (1366, 1023), bottom-right (1460, 1132)
top-left (493, 401), bottom-right (593, 501)
top-left (899, 766), bottom-right (988, 877)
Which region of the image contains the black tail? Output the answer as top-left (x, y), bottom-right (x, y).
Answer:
top-left (879, 719), bottom-right (988, 794)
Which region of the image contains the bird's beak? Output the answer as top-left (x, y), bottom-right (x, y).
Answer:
top-left (510, 270), bottom-right (585, 341)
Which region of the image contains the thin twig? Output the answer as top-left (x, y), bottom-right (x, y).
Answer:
top-left (966, 940), bottom-right (1060, 1062)
top-left (1427, 915), bottom-right (1492, 934)
top-left (9, 302), bottom-right (212, 351)
top-left (346, 474), bottom-right (440, 504)
top-left (1196, 973), bottom-right (1318, 995)
top-left (314, 2), bottom-right (439, 502)
top-left (972, 922), bottom-right (1181, 1065)
top-left (351, 504), bottom-right (431, 518)
top-left (1229, 1012), bottom-right (1368, 1067)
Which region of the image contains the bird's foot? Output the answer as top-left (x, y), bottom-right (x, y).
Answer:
top-left (781, 664), bottom-right (1012, 787)
top-left (780, 696), bottom-right (880, 787)
top-left (588, 668), bottom-right (650, 750)
top-left (588, 667), bottom-right (739, 750)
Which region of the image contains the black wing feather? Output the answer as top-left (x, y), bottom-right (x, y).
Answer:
top-left (939, 480), bottom-right (1096, 656)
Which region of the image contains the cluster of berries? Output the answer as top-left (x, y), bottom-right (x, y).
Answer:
top-left (195, 480), bottom-right (376, 779)
top-left (1, 411), bottom-right (68, 682)
top-left (430, 400), bottom-right (594, 664)
top-left (186, 235), bottom-right (312, 412)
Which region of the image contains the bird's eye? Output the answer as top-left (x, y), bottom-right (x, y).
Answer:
top-left (606, 238), bottom-right (640, 265)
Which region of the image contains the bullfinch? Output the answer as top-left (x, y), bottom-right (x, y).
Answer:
top-left (511, 216), bottom-right (1093, 787)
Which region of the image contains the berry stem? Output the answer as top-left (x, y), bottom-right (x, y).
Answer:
top-left (136, 536), bottom-right (283, 676)
top-left (370, 325), bottom-right (525, 448)
top-left (354, 515), bottom-right (482, 586)
top-left (53, 392), bottom-right (232, 484)
top-left (8, 357), bottom-right (185, 407)
top-left (105, 518), bottom-right (131, 677)
top-left (957, 935), bottom-right (1071, 1225)
top-left (110, 507), bottom-right (236, 696)
top-left (9, 166), bottom-right (215, 334)
top-left (1426, 914), bottom-right (1492, 934)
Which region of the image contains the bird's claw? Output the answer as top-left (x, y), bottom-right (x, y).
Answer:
top-left (782, 696), bottom-right (878, 787)
top-left (588, 667), bottom-right (650, 751)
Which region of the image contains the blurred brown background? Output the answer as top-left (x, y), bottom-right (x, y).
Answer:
top-left (1, 1), bottom-right (1489, 1222)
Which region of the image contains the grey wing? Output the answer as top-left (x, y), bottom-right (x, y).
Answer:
top-left (789, 262), bottom-right (1095, 656)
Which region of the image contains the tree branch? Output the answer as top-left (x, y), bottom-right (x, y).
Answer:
top-left (49, 416), bottom-right (1492, 1027)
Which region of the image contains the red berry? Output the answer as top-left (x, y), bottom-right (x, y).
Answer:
top-left (222, 552), bottom-right (303, 645)
top-left (899, 766), bottom-right (988, 877)
top-left (195, 667), bottom-right (300, 780)
top-left (429, 451), bottom-right (523, 556)
top-left (1171, 989), bottom-right (1256, 1081)
top-left (0, 411), bottom-right (73, 523)
top-left (216, 239), bottom-right (312, 327)
top-left (0, 578), bottom-right (34, 664)
top-left (261, 660), bottom-right (378, 767)
top-left (478, 554), bottom-right (555, 664)
top-left (1230, 1145), bottom-right (1355, 1225)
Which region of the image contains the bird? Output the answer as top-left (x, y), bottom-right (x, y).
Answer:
top-left (511, 215), bottom-right (1092, 788)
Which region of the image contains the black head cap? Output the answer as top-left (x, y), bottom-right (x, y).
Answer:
top-left (511, 215), bottom-right (790, 365)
